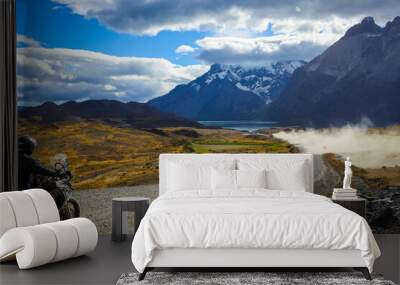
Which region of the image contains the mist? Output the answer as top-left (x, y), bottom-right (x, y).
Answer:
top-left (273, 126), bottom-right (400, 168)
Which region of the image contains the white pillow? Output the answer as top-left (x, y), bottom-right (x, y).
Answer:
top-left (211, 168), bottom-right (268, 191)
top-left (167, 162), bottom-right (211, 191)
top-left (166, 159), bottom-right (236, 192)
top-left (236, 169), bottom-right (267, 189)
top-left (211, 168), bottom-right (236, 190)
top-left (268, 162), bottom-right (306, 191)
top-left (238, 159), bottom-right (308, 191)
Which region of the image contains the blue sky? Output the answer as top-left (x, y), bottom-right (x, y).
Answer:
top-left (16, 0), bottom-right (398, 105)
top-left (16, 0), bottom-right (209, 66)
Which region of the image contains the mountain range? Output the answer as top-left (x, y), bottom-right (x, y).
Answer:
top-left (265, 16), bottom-right (400, 126)
top-left (19, 100), bottom-right (201, 128)
top-left (148, 61), bottom-right (305, 120)
top-left (21, 16), bottom-right (400, 128)
top-left (149, 16), bottom-right (400, 126)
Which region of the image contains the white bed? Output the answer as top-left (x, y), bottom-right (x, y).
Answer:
top-left (131, 154), bottom-right (380, 280)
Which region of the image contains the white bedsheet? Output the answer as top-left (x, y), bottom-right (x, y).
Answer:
top-left (131, 190), bottom-right (380, 273)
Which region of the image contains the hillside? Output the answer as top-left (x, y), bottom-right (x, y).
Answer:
top-left (19, 99), bottom-right (202, 128)
top-left (18, 120), bottom-right (294, 190)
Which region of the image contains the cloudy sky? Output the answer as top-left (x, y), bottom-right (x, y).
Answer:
top-left (17, 0), bottom-right (400, 105)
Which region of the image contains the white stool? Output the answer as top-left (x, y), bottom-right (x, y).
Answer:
top-left (0, 189), bottom-right (98, 269)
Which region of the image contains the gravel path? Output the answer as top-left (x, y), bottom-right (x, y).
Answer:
top-left (73, 184), bottom-right (158, 234)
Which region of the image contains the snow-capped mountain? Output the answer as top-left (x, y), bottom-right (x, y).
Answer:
top-left (148, 60), bottom-right (305, 120)
top-left (266, 16), bottom-right (400, 126)
top-left (203, 61), bottom-right (305, 104)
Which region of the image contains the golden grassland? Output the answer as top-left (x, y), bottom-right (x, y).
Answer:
top-left (19, 120), bottom-right (295, 190)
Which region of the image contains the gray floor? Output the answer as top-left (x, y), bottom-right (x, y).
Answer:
top-left (1, 235), bottom-right (399, 285)
top-left (0, 235), bottom-right (134, 285)
top-left (374, 235), bottom-right (400, 284)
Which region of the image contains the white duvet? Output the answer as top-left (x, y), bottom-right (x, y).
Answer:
top-left (131, 190), bottom-right (380, 273)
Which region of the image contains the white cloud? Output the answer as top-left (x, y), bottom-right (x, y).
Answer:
top-left (195, 16), bottom-right (355, 64)
top-left (175, 45), bottom-right (196, 54)
top-left (51, 0), bottom-right (400, 64)
top-left (17, 34), bottom-right (41, 47)
top-left (103, 84), bottom-right (117, 91)
top-left (113, 91), bottom-right (126, 98)
top-left (52, 0), bottom-right (400, 36)
top-left (17, 43), bottom-right (208, 106)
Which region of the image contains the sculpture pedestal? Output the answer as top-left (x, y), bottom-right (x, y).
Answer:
top-left (332, 188), bottom-right (358, 200)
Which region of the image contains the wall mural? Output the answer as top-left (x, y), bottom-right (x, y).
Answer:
top-left (17, 0), bottom-right (400, 233)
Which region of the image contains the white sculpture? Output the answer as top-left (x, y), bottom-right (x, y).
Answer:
top-left (342, 157), bottom-right (352, 189)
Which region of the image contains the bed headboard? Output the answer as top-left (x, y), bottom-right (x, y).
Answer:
top-left (159, 153), bottom-right (314, 195)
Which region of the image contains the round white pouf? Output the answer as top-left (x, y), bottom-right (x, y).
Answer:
top-left (0, 218), bottom-right (98, 269)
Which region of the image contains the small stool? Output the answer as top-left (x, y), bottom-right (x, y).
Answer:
top-left (112, 197), bottom-right (150, 242)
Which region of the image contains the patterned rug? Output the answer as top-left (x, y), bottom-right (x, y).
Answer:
top-left (116, 271), bottom-right (396, 285)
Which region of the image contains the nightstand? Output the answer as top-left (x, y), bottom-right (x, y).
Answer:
top-left (332, 198), bottom-right (366, 218)
top-left (112, 197), bottom-right (150, 242)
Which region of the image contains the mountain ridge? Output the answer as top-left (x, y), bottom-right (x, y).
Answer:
top-left (148, 60), bottom-right (305, 120)
top-left (21, 16), bottom-right (400, 127)
top-left (19, 99), bottom-right (202, 128)
top-left (264, 16), bottom-right (400, 127)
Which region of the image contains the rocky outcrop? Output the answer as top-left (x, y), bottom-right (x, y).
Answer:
top-left (364, 188), bottom-right (400, 233)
